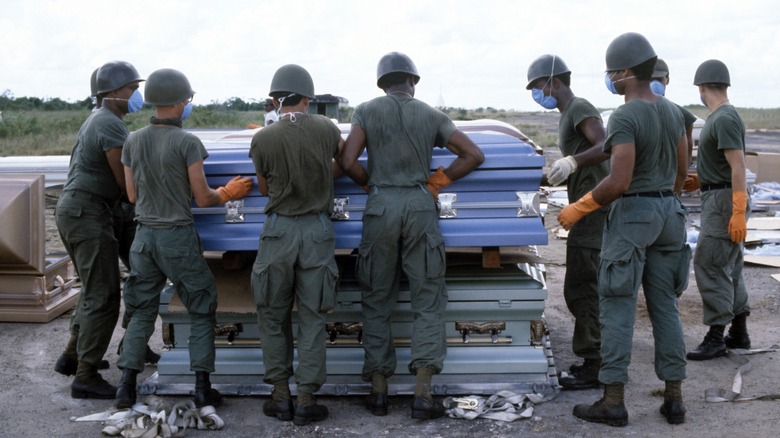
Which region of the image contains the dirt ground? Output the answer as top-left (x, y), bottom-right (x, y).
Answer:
top-left (1, 120), bottom-right (779, 437)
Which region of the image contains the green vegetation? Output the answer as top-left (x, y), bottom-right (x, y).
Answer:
top-left (1, 102), bottom-right (778, 156)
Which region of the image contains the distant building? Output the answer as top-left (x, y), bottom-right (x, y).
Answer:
top-left (307, 94), bottom-right (349, 121)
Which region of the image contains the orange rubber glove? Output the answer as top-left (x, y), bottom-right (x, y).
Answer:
top-left (217, 175), bottom-right (253, 204)
top-left (683, 173), bottom-right (700, 192)
top-left (558, 191), bottom-right (602, 230)
top-left (425, 166), bottom-right (452, 199)
top-left (728, 191), bottom-right (748, 243)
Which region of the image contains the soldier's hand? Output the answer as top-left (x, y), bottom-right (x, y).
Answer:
top-left (729, 191), bottom-right (748, 243)
top-left (557, 191), bottom-right (601, 230)
top-left (683, 173), bottom-right (700, 192)
top-left (547, 156), bottom-right (578, 186)
top-left (217, 176), bottom-right (253, 204)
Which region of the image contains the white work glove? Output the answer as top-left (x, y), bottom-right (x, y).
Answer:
top-left (547, 155), bottom-right (578, 186)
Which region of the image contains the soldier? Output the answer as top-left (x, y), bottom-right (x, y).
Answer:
top-left (525, 54), bottom-right (609, 390)
top-left (115, 68), bottom-right (252, 409)
top-left (263, 98), bottom-right (279, 126)
top-left (686, 60), bottom-right (751, 361)
top-left (650, 58), bottom-right (698, 169)
top-left (54, 61), bottom-right (144, 399)
top-left (558, 32), bottom-right (690, 426)
top-left (248, 64), bottom-right (343, 426)
top-left (339, 52), bottom-right (484, 420)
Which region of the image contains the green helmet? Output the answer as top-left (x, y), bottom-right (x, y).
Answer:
top-left (269, 64), bottom-right (315, 99)
top-left (144, 68), bottom-right (195, 106)
top-left (526, 54), bottom-right (570, 90)
top-left (605, 32), bottom-right (656, 71)
top-left (89, 68), bottom-right (99, 97)
top-left (96, 61), bottom-right (144, 94)
top-left (652, 58), bottom-right (669, 79)
top-left (693, 59), bottom-right (730, 86)
top-left (376, 52), bottom-right (420, 88)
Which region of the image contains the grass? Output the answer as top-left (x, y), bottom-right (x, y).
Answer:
top-left (1, 107), bottom-right (778, 156)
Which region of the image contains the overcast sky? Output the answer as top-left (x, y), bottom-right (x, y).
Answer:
top-left (1, 0), bottom-right (778, 112)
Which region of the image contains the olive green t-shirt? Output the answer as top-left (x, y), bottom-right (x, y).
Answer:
top-left (559, 97), bottom-right (609, 248)
top-left (351, 94), bottom-right (457, 187)
top-left (63, 107), bottom-right (129, 200)
top-left (249, 114), bottom-right (341, 216)
top-left (604, 96), bottom-right (685, 193)
top-left (122, 125), bottom-right (208, 226)
top-left (696, 105), bottom-right (745, 186)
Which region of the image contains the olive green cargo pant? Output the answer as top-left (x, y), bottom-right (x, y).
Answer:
top-left (564, 246), bottom-right (601, 359)
top-left (251, 213), bottom-right (338, 394)
top-left (357, 186), bottom-right (448, 380)
top-left (56, 190), bottom-right (121, 367)
top-left (694, 189), bottom-right (751, 325)
top-left (118, 224), bottom-right (217, 372)
top-left (598, 196), bottom-right (690, 385)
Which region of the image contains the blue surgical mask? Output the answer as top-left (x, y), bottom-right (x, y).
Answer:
top-left (180, 102), bottom-right (193, 121)
top-left (604, 72), bottom-right (636, 95)
top-left (605, 72), bottom-right (619, 95)
top-left (127, 89), bottom-right (144, 113)
top-left (650, 80), bottom-right (666, 96)
top-left (532, 87), bottom-right (558, 109)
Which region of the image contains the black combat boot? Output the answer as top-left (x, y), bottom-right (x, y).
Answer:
top-left (411, 367), bottom-right (445, 420)
top-left (193, 371), bottom-right (223, 408)
top-left (725, 313), bottom-right (751, 350)
top-left (686, 325), bottom-right (727, 360)
top-left (366, 373), bottom-right (389, 416)
top-left (115, 368), bottom-right (139, 409)
top-left (559, 358), bottom-right (601, 390)
top-left (572, 383), bottom-right (628, 427)
top-left (263, 381), bottom-right (293, 421)
top-left (294, 392), bottom-right (329, 426)
top-left (55, 335), bottom-right (109, 376)
top-left (71, 361), bottom-right (117, 399)
top-left (659, 380), bottom-right (686, 424)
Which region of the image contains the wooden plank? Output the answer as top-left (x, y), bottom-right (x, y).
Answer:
top-left (747, 217), bottom-right (780, 230)
top-left (744, 255), bottom-right (780, 268)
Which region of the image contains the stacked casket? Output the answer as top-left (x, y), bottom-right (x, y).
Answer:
top-left (143, 120), bottom-right (557, 397)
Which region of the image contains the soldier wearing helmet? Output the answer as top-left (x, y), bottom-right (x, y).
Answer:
top-left (54, 61), bottom-right (144, 400)
top-left (651, 58), bottom-right (699, 169)
top-left (686, 60), bottom-right (751, 362)
top-left (115, 68), bottom-right (252, 410)
top-left (339, 51), bottom-right (484, 420)
top-left (248, 64), bottom-right (343, 426)
top-left (525, 54), bottom-right (609, 391)
top-left (558, 32), bottom-right (690, 427)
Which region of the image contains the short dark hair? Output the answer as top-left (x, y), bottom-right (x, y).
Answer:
top-left (378, 72), bottom-right (413, 89)
top-left (270, 92), bottom-right (303, 107)
top-left (630, 56), bottom-right (658, 81)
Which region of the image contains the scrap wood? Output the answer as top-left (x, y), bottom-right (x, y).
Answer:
top-left (743, 255), bottom-right (780, 268)
top-left (747, 217), bottom-right (780, 230)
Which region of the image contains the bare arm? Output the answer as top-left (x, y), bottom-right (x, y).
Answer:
top-left (674, 133), bottom-right (688, 195)
top-left (724, 148), bottom-right (747, 193)
top-left (591, 142), bottom-right (634, 205)
top-left (441, 130), bottom-right (485, 181)
top-left (124, 165), bottom-right (136, 204)
top-left (187, 159), bottom-right (225, 208)
top-left (685, 124), bottom-right (694, 168)
top-left (340, 125), bottom-right (369, 186)
top-left (572, 117), bottom-right (610, 168)
top-left (332, 139), bottom-right (346, 179)
top-left (256, 172), bottom-right (269, 196)
top-left (106, 147), bottom-right (127, 198)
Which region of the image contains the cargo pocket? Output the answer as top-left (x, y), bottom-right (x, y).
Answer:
top-left (251, 262), bottom-right (270, 307)
top-left (599, 246), bottom-right (640, 298)
top-left (425, 233), bottom-right (446, 279)
top-left (356, 241), bottom-right (373, 289)
top-left (319, 262), bottom-right (339, 312)
top-left (673, 244), bottom-right (692, 297)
